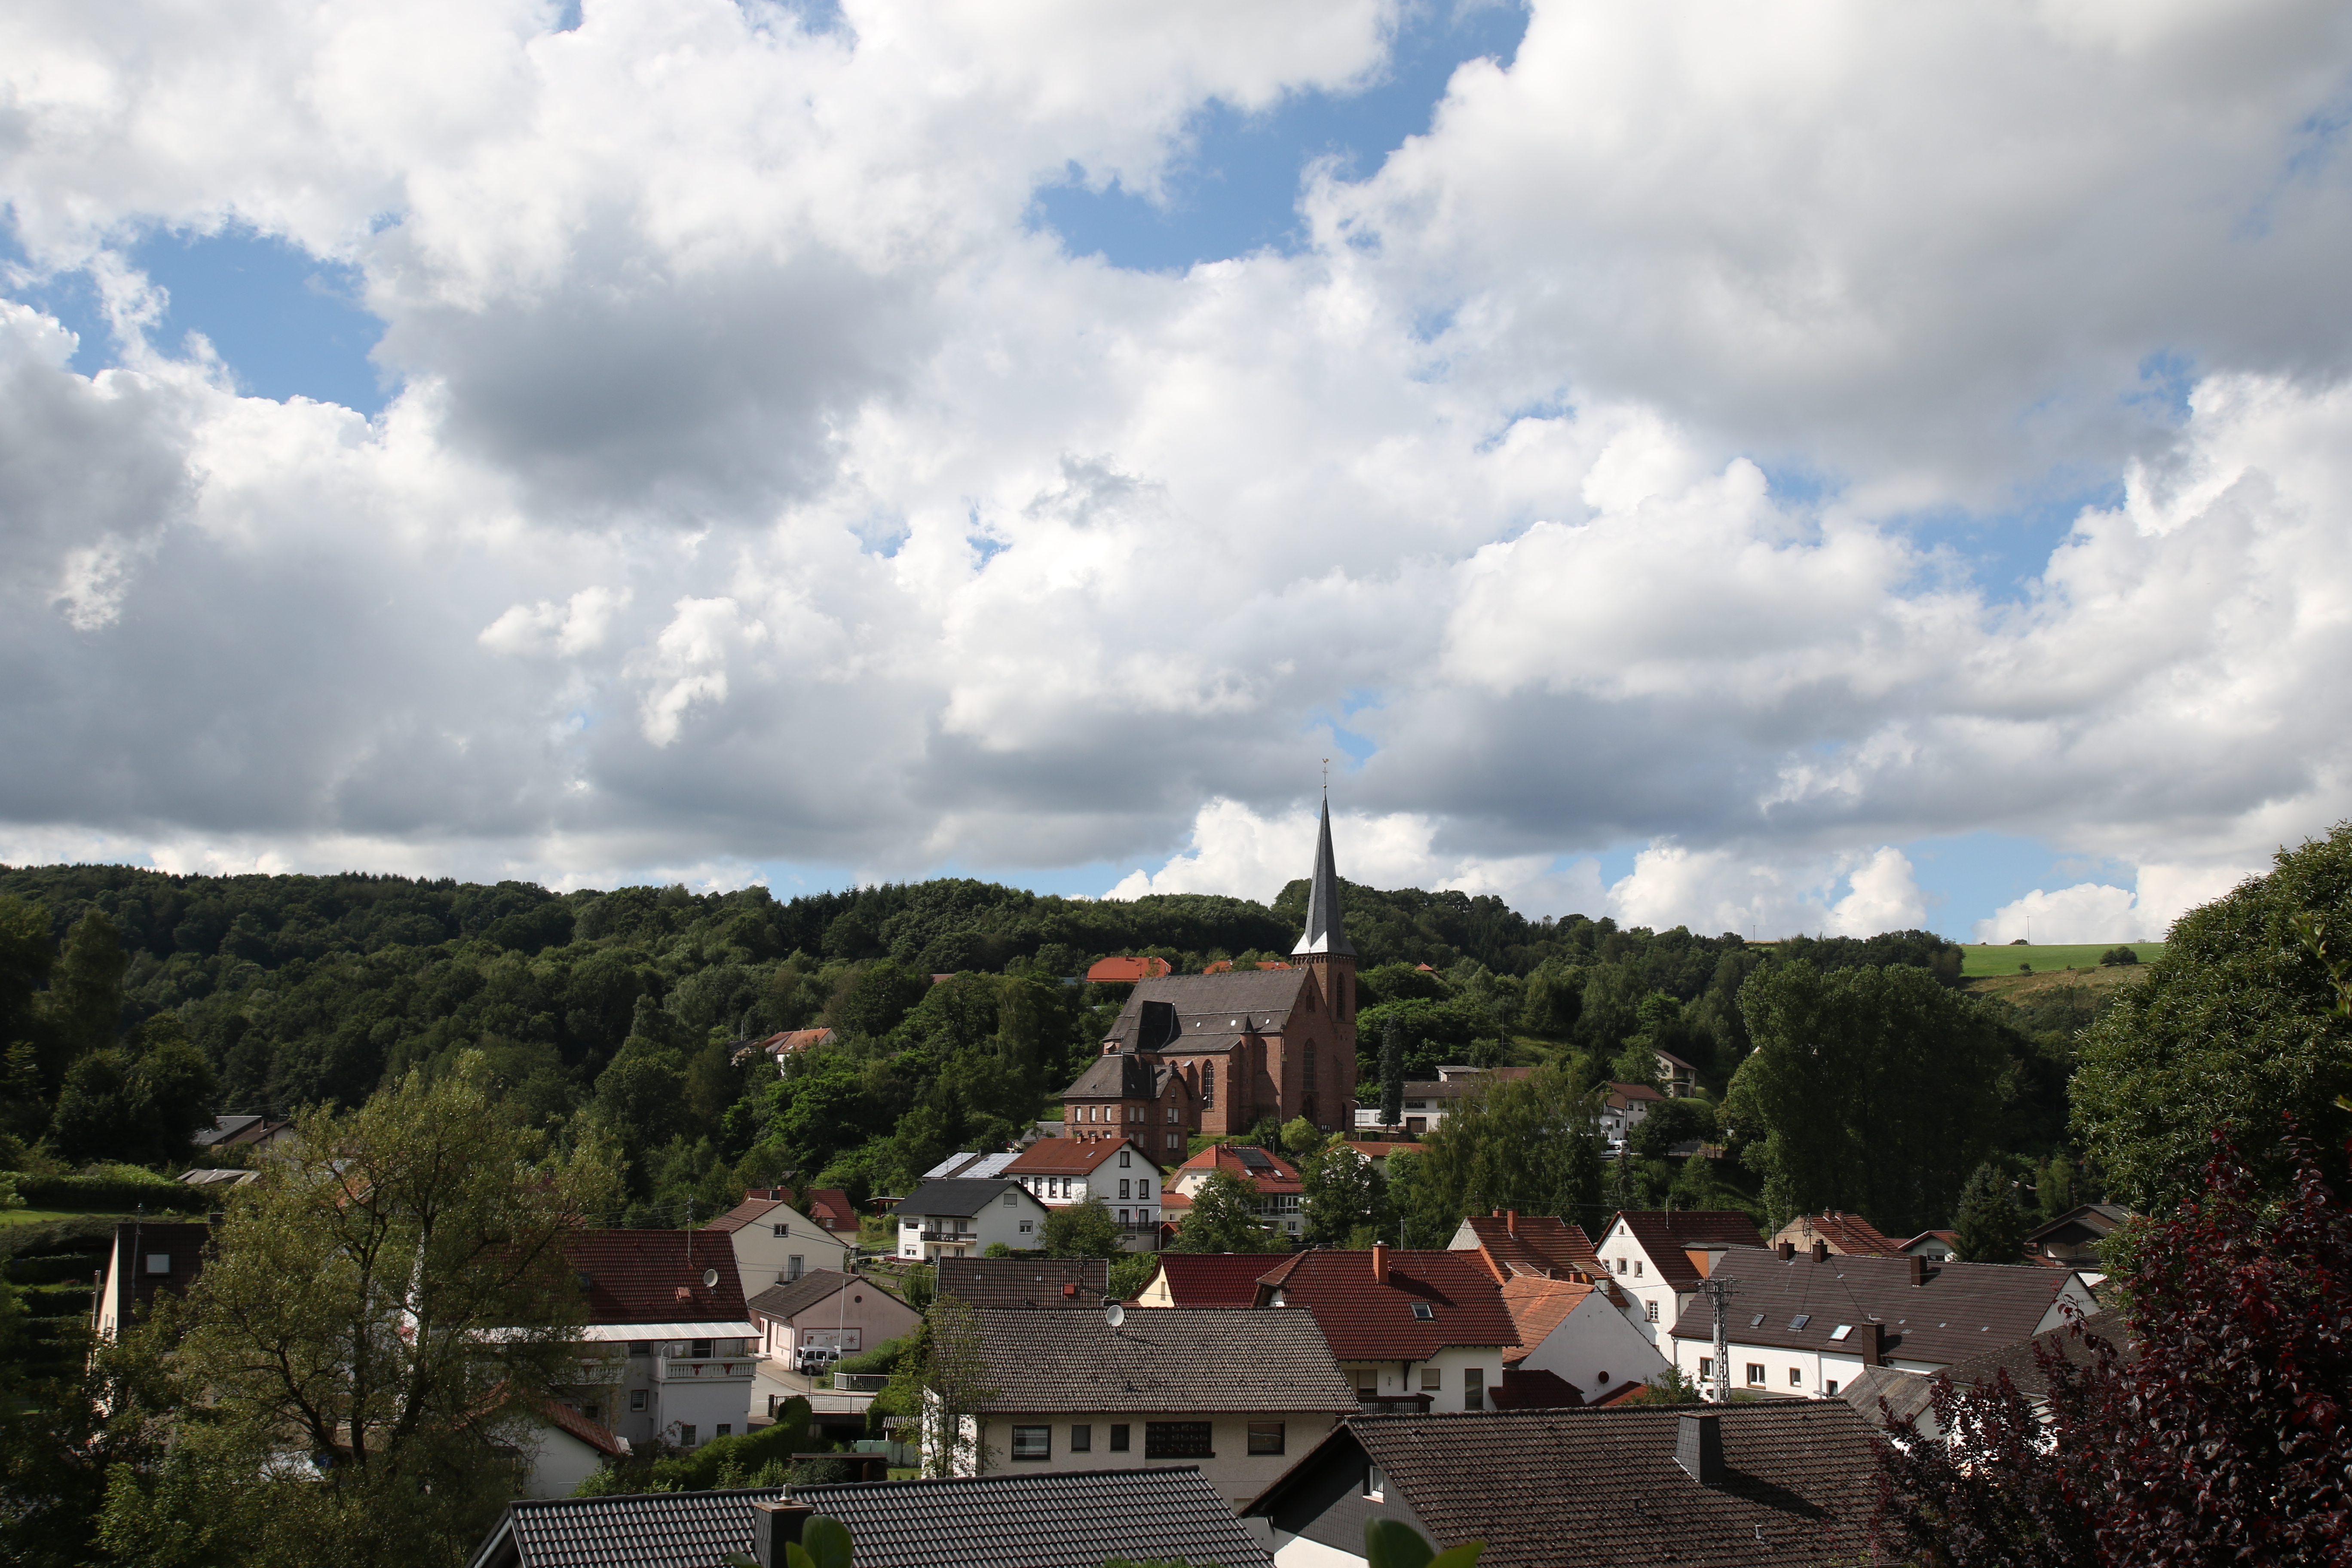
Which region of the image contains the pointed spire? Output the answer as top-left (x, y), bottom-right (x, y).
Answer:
top-left (1291, 793), bottom-right (1356, 957)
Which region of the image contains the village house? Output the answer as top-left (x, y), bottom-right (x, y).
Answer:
top-left (1598, 1081), bottom-right (1667, 1146)
top-left (1666, 1243), bottom-right (2103, 1400)
top-left (89, 1219), bottom-right (212, 1344)
top-left (893, 1178), bottom-right (1050, 1261)
top-left (1002, 1135), bottom-right (1164, 1249)
top-left (1593, 1210), bottom-right (1768, 1347)
top-left (956, 1306), bottom-right (1359, 1510)
top-left (2025, 1203), bottom-right (2135, 1268)
top-left (1770, 1210), bottom-right (1903, 1257)
top-left (1250, 1247), bottom-right (1522, 1412)
top-left (737, 1027), bottom-right (834, 1074)
top-left (1494, 1273), bottom-right (1667, 1405)
top-left (936, 1256), bottom-right (1111, 1309)
top-left (467, 1466), bottom-right (1274, 1568)
top-left (1899, 1229), bottom-right (1961, 1262)
top-left (706, 1187), bottom-right (853, 1292)
top-left (1064, 802), bottom-right (1360, 1141)
top-left (1166, 1143), bottom-right (1304, 1241)
top-left (1133, 1252), bottom-right (1287, 1308)
top-left (1843, 1306), bottom-right (2128, 1437)
top-left (1243, 1404), bottom-right (1880, 1567)
top-left (1652, 1048), bottom-right (1702, 1097)
top-left (557, 1230), bottom-right (758, 1452)
top-left (1447, 1209), bottom-right (1612, 1289)
top-left (746, 1268), bottom-right (919, 1372)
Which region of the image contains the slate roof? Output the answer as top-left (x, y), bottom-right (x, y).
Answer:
top-left (894, 1178), bottom-right (1034, 1219)
top-left (937, 1256), bottom-right (1110, 1309)
top-left (792, 1467), bottom-right (1274, 1568)
top-left (1290, 796), bottom-right (1356, 957)
top-left (1146, 1253), bottom-right (1279, 1307)
top-left (1062, 1053), bottom-right (1183, 1101)
top-left (469, 1486), bottom-right (788, 1568)
top-left (1101, 970), bottom-right (1310, 1050)
top-left (1937, 1306), bottom-right (2127, 1397)
top-left (2026, 1203), bottom-right (2135, 1246)
top-left (563, 1231), bottom-right (749, 1328)
top-left (744, 1268), bottom-right (870, 1323)
top-left (1666, 1248), bottom-right (2089, 1368)
top-left (1004, 1136), bottom-right (1158, 1176)
top-left (1254, 1250), bottom-right (1519, 1361)
top-left (974, 1306), bottom-right (1357, 1415)
top-left (1249, 1405), bottom-right (1878, 1568)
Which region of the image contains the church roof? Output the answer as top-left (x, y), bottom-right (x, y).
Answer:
top-left (1290, 796), bottom-right (1355, 958)
top-left (1063, 1053), bottom-right (1184, 1099)
top-left (1099, 969), bottom-right (1309, 1051)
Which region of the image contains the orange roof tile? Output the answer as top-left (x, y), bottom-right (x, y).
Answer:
top-left (1086, 956), bottom-right (1172, 983)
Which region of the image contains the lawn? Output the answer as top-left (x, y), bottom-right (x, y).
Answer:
top-left (0, 1208), bottom-right (135, 1228)
top-left (1959, 942), bottom-right (2164, 978)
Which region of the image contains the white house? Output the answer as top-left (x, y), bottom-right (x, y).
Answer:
top-left (706, 1188), bottom-right (854, 1293)
top-left (1499, 1274), bottom-right (1668, 1400)
top-left (1597, 1082), bottom-right (1666, 1147)
top-left (1667, 1244), bottom-right (2102, 1401)
top-left (506, 1398), bottom-right (630, 1498)
top-left (1002, 1135), bottom-right (1165, 1250)
top-left (893, 1178), bottom-right (1051, 1261)
top-left (558, 1230), bottom-right (760, 1451)
top-left (1592, 1210), bottom-right (1767, 1348)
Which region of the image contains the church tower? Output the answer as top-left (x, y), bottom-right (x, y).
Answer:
top-left (1290, 795), bottom-right (1359, 1127)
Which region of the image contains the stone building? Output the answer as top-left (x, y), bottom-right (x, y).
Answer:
top-left (1060, 799), bottom-right (1360, 1139)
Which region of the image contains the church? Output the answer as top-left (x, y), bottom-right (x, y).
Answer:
top-left (1058, 800), bottom-right (1360, 1155)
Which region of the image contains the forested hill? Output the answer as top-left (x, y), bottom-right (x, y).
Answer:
top-left (0, 861), bottom-right (1981, 1226)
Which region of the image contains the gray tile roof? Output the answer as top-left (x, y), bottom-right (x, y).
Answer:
top-left (1841, 1364), bottom-right (1936, 1433)
top-left (794, 1466), bottom-right (1274, 1568)
top-left (1667, 1246), bottom-right (2085, 1367)
top-left (894, 1178), bottom-right (1034, 1219)
top-left (974, 1306), bottom-right (1357, 1415)
top-left (1062, 1052), bottom-right (1181, 1100)
top-left (470, 1487), bottom-right (787, 1568)
top-left (745, 1268), bottom-right (863, 1323)
top-left (1253, 1405), bottom-right (1878, 1568)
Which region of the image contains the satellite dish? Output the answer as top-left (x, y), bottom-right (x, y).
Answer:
top-left (1104, 1302), bottom-right (1126, 1329)
top-left (702, 1268), bottom-right (720, 1289)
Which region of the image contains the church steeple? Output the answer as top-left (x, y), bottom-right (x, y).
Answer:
top-left (1291, 794), bottom-right (1356, 957)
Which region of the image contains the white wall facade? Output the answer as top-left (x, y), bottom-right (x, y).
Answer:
top-left (727, 1203), bottom-right (854, 1294)
top-left (970, 1410), bottom-right (1346, 1510)
top-left (1514, 1291), bottom-right (1669, 1397)
top-left (571, 1333), bottom-right (759, 1449)
top-left (1334, 1345), bottom-right (1511, 1413)
top-left (1594, 1217), bottom-right (1699, 1349)
top-left (897, 1187), bottom-right (1050, 1260)
top-left (1012, 1140), bottom-right (1165, 1250)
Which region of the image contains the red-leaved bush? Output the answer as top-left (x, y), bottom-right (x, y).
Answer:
top-left (1872, 1130), bottom-right (2352, 1566)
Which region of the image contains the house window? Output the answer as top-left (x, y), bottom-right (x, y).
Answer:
top-left (145, 1254), bottom-right (170, 1275)
top-left (1120, 1151), bottom-right (1132, 1167)
top-left (1411, 1302), bottom-right (1434, 1320)
top-left (1634, 1260), bottom-right (1644, 1277)
top-left (716, 1424), bottom-right (732, 1438)
top-left (630, 1390), bottom-right (648, 1412)
top-left (691, 1339), bottom-right (713, 1359)
top-left (1698, 1359), bottom-right (1713, 1381)
top-left (1070, 1424), bottom-right (1092, 1452)
top-left (1616, 1258), bottom-right (1627, 1274)
top-left (1790, 1367), bottom-right (1804, 1387)
top-left (1145, 1422), bottom-right (1214, 1459)
top-left (787, 1256), bottom-right (804, 1281)
top-left (1248, 1422), bottom-right (1286, 1456)
top-left (1305, 1045), bottom-right (1316, 1090)
top-left (678, 1425), bottom-right (698, 1447)
top-left (1019, 1221), bottom-right (1034, 1233)
top-left (582, 1403), bottom-right (600, 1421)
top-left (628, 1341), bottom-right (652, 1357)
top-left (1747, 1364), bottom-right (1766, 1386)
top-left (1003, 1192), bottom-right (1017, 1207)
top-left (1826, 1379), bottom-right (1841, 1396)
top-left (1645, 1301), bottom-right (1659, 1323)
top-left (1109, 1424), bottom-right (1130, 1452)
top-left (1118, 1180), bottom-right (1130, 1200)
top-left (773, 1223), bottom-right (790, 1237)
top-left (1464, 1369), bottom-right (1486, 1412)
top-left (1166, 1107), bottom-right (1178, 1123)
top-left (1168, 1133), bottom-right (1182, 1150)
top-left (1363, 1463), bottom-right (1385, 1499)
top-left (1011, 1426), bottom-right (1051, 1461)
top-left (1119, 1210), bottom-right (1130, 1225)
top-left (1201, 1068), bottom-right (1214, 1109)
top-left (1420, 1369), bottom-right (1442, 1392)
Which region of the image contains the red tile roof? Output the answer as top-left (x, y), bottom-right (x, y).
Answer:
top-left (1491, 1367), bottom-right (1586, 1409)
top-left (1498, 1274), bottom-right (1597, 1361)
top-left (562, 1231), bottom-right (750, 1327)
top-left (1457, 1213), bottom-right (1607, 1284)
top-left (1004, 1137), bottom-right (1159, 1177)
top-left (541, 1397), bottom-right (628, 1457)
top-left (1779, 1211), bottom-right (1904, 1257)
top-left (1174, 1145), bottom-right (1302, 1194)
top-left (1086, 956), bottom-right (1172, 982)
top-left (802, 1188), bottom-right (858, 1231)
top-left (1145, 1252), bottom-right (1275, 1307)
top-left (1254, 1250), bottom-right (1519, 1362)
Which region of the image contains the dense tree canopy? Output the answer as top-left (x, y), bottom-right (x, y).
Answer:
top-left (2073, 821), bottom-right (2352, 1210)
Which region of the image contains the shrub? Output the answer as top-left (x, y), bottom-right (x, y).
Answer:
top-left (2098, 946), bottom-right (2139, 967)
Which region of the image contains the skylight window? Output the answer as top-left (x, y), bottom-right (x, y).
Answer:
top-left (1790, 1314), bottom-right (1811, 1330)
top-left (1830, 1324), bottom-right (1853, 1341)
top-left (1411, 1302), bottom-right (1434, 1320)
top-left (1749, 1313), bottom-right (1766, 1328)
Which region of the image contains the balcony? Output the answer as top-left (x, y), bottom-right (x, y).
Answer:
top-left (915, 1229), bottom-right (971, 1243)
top-left (654, 1354), bottom-right (755, 1383)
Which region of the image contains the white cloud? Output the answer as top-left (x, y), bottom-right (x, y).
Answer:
top-left (0, 0), bottom-right (2348, 929)
top-left (1973, 858), bottom-right (2264, 943)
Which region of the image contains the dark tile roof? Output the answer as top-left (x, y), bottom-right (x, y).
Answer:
top-left (706, 1192), bottom-right (791, 1234)
top-left (1937, 1306), bottom-right (2127, 1397)
top-left (1146, 1253), bottom-right (1283, 1307)
top-left (1062, 1053), bottom-right (1181, 1100)
top-left (1102, 971), bottom-right (1310, 1049)
top-left (745, 1268), bottom-right (861, 1322)
top-left (563, 1231), bottom-right (749, 1327)
top-left (2025, 1204), bottom-right (2135, 1246)
top-left (1252, 1405), bottom-right (1878, 1568)
top-left (1657, 1211), bottom-right (1767, 1248)
top-left (937, 1256), bottom-right (1110, 1309)
top-left (104, 1221), bottom-right (214, 1328)
top-left (1255, 1251), bottom-right (1519, 1362)
top-left (975, 1306), bottom-right (1357, 1414)
top-left (894, 1178), bottom-right (1034, 1219)
top-left (472, 1487), bottom-right (789, 1568)
top-left (1667, 1248), bottom-right (2086, 1367)
top-left (793, 1467), bottom-right (1274, 1568)
top-left (1841, 1365), bottom-right (1936, 1433)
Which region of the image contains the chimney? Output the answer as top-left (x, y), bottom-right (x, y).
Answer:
top-left (750, 1501), bottom-right (813, 1568)
top-left (1675, 1412), bottom-right (1725, 1486)
top-left (1860, 1322), bottom-right (1883, 1368)
top-left (1506, 1210), bottom-right (1519, 1237)
top-left (1062, 1283), bottom-right (1077, 1298)
top-left (1776, 1241), bottom-right (1795, 1261)
top-left (1373, 1243), bottom-right (1390, 1284)
top-left (1810, 1240), bottom-right (1828, 1263)
top-left (1908, 1255), bottom-right (1927, 1286)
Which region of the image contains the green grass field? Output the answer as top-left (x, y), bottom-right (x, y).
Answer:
top-left (1959, 942), bottom-right (2164, 977)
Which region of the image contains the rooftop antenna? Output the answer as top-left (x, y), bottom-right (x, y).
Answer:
top-left (1697, 1274), bottom-right (1739, 1404)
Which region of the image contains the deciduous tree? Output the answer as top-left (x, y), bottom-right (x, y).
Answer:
top-left (1171, 1169), bottom-right (1278, 1253)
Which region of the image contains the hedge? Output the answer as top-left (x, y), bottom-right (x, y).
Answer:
top-left (8, 1169), bottom-right (214, 1213)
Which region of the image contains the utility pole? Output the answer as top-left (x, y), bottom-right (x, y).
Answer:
top-left (1697, 1274), bottom-right (1738, 1403)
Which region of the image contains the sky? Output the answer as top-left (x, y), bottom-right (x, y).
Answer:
top-left (3, 0), bottom-right (2351, 945)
